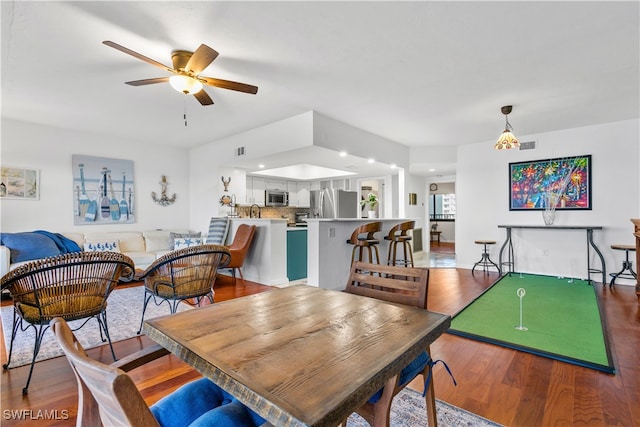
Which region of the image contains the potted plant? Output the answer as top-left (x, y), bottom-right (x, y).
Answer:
top-left (361, 192), bottom-right (379, 218)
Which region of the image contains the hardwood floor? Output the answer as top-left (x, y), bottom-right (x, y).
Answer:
top-left (1, 271), bottom-right (638, 426)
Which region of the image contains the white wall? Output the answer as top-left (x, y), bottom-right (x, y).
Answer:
top-left (1, 119), bottom-right (190, 233)
top-left (428, 181), bottom-right (456, 243)
top-left (456, 119), bottom-right (639, 283)
top-left (406, 173), bottom-right (427, 251)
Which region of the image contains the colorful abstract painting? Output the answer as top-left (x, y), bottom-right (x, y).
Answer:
top-left (509, 155), bottom-right (592, 210)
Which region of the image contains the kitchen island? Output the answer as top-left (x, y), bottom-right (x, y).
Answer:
top-left (227, 218), bottom-right (288, 285)
top-left (306, 218), bottom-right (419, 290)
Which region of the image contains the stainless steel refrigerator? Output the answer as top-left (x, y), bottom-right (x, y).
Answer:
top-left (310, 189), bottom-right (358, 218)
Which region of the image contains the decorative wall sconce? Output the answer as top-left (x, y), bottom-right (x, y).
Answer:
top-left (409, 193), bottom-right (417, 205)
top-left (151, 175), bottom-right (177, 206)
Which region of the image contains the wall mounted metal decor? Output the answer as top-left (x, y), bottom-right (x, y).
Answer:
top-left (152, 175), bottom-right (177, 206)
top-left (72, 155), bottom-right (135, 224)
top-left (0, 167), bottom-right (39, 200)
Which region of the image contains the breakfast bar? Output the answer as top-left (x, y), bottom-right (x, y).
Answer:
top-left (306, 218), bottom-right (418, 290)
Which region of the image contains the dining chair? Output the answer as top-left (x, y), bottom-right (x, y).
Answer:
top-left (0, 251), bottom-right (135, 394)
top-left (346, 221), bottom-right (383, 265)
top-left (136, 244), bottom-right (230, 334)
top-left (51, 317), bottom-right (266, 427)
top-left (344, 261), bottom-right (446, 427)
top-left (226, 224), bottom-right (256, 283)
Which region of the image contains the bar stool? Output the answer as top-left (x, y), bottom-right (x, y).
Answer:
top-left (609, 244), bottom-right (637, 287)
top-left (384, 220), bottom-right (415, 267)
top-left (472, 240), bottom-right (500, 275)
top-left (346, 222), bottom-right (382, 265)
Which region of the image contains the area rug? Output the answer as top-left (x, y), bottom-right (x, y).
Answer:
top-left (448, 273), bottom-right (614, 373)
top-left (1, 286), bottom-right (192, 368)
top-left (347, 388), bottom-right (502, 426)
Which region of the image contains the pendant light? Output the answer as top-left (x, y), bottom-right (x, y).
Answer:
top-left (495, 105), bottom-right (519, 150)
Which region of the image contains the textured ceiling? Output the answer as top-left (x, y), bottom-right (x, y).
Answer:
top-left (2, 1), bottom-right (638, 177)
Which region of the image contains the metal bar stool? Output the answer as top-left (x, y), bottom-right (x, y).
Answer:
top-left (384, 220), bottom-right (415, 267)
top-left (472, 240), bottom-right (501, 275)
top-left (609, 244), bottom-right (637, 287)
top-left (347, 222), bottom-right (382, 265)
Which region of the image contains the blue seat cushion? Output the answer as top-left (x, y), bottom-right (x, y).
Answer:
top-left (367, 351), bottom-right (430, 404)
top-left (150, 378), bottom-right (265, 427)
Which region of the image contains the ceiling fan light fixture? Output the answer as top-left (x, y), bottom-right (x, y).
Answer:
top-left (169, 75), bottom-right (203, 95)
top-left (494, 105), bottom-right (520, 150)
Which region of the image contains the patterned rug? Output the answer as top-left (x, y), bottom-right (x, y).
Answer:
top-left (1, 286), bottom-right (192, 368)
top-left (347, 388), bottom-right (502, 426)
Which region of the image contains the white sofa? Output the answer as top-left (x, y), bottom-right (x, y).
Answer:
top-left (0, 229), bottom-right (192, 278)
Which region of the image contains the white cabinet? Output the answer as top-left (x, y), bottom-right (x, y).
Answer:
top-left (265, 178), bottom-right (286, 191)
top-left (297, 182), bottom-right (311, 207)
top-left (246, 177), bottom-right (266, 205)
top-left (310, 181), bottom-right (321, 191)
top-left (286, 181), bottom-right (299, 206)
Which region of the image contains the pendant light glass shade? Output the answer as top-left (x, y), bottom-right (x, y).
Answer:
top-left (169, 75), bottom-right (203, 95)
top-left (494, 105), bottom-right (519, 150)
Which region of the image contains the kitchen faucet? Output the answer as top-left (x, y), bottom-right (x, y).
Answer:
top-left (249, 204), bottom-right (261, 218)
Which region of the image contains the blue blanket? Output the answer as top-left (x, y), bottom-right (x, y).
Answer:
top-left (1, 230), bottom-right (81, 264)
top-left (33, 230), bottom-right (82, 254)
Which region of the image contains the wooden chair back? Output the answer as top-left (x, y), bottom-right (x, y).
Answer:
top-left (51, 317), bottom-right (161, 427)
top-left (385, 220), bottom-right (415, 241)
top-left (344, 261), bottom-right (435, 427)
top-left (347, 221), bottom-right (382, 246)
top-left (345, 261), bottom-right (428, 309)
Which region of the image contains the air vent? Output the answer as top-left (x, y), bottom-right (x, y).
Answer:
top-left (519, 141), bottom-right (536, 150)
top-left (235, 146), bottom-right (246, 157)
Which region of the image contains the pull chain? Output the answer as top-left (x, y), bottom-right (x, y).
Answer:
top-left (183, 95), bottom-right (188, 127)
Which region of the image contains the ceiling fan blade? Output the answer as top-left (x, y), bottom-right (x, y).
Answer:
top-left (103, 41), bottom-right (174, 72)
top-left (125, 77), bottom-right (171, 86)
top-left (185, 44), bottom-right (219, 74)
top-left (200, 77), bottom-right (258, 94)
top-left (194, 89), bottom-right (214, 105)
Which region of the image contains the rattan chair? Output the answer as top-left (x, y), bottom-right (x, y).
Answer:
top-left (344, 261), bottom-right (439, 427)
top-left (136, 244), bottom-right (231, 334)
top-left (0, 251), bottom-right (135, 394)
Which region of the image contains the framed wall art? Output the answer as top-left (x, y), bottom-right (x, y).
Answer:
top-left (72, 155), bottom-right (135, 224)
top-left (509, 155), bottom-right (592, 211)
top-left (0, 167), bottom-right (40, 200)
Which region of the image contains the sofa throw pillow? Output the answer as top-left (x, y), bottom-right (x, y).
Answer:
top-left (84, 240), bottom-right (121, 252)
top-left (206, 217), bottom-right (229, 245)
top-left (173, 237), bottom-right (203, 250)
top-left (170, 232), bottom-right (201, 249)
top-left (0, 232), bottom-right (61, 263)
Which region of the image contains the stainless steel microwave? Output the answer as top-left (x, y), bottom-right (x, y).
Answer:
top-left (265, 189), bottom-right (289, 206)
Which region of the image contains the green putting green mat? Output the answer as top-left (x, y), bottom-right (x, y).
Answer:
top-left (448, 273), bottom-right (614, 373)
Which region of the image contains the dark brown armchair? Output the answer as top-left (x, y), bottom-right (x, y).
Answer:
top-left (226, 224), bottom-right (256, 282)
top-left (136, 244), bottom-right (230, 334)
top-left (0, 251), bottom-right (134, 394)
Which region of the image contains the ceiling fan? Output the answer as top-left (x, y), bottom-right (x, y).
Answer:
top-left (103, 40), bottom-right (258, 106)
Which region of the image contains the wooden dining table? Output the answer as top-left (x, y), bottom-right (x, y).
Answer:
top-left (143, 284), bottom-right (451, 427)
